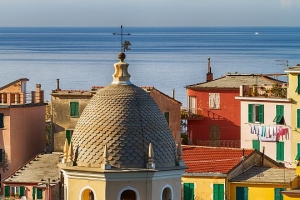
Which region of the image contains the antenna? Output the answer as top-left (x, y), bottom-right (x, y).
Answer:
top-left (276, 59), bottom-right (289, 69)
top-left (113, 25), bottom-right (131, 52)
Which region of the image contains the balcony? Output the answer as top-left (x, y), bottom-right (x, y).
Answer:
top-left (180, 108), bottom-right (203, 120)
top-left (196, 140), bottom-right (240, 148)
top-left (240, 84), bottom-right (287, 98)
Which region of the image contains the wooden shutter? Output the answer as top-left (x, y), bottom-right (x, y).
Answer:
top-left (213, 184), bottom-right (224, 200)
top-left (276, 142), bottom-right (284, 161)
top-left (4, 185), bottom-right (10, 197)
top-left (259, 104), bottom-right (264, 123)
top-left (298, 75), bottom-right (300, 94)
top-left (70, 102), bottom-right (79, 117)
top-left (252, 140), bottom-right (260, 151)
top-left (183, 183), bottom-right (194, 200)
top-left (215, 93), bottom-right (220, 109)
top-left (32, 187), bottom-right (36, 200)
top-left (274, 188), bottom-right (284, 200)
top-left (66, 130), bottom-right (72, 144)
top-left (164, 112), bottom-right (170, 124)
top-left (248, 104), bottom-right (253, 123)
top-left (20, 186), bottom-right (25, 197)
top-left (37, 188), bottom-right (43, 199)
top-left (297, 143), bottom-right (300, 160)
top-left (297, 109), bottom-right (300, 128)
top-left (236, 187), bottom-right (248, 200)
top-left (0, 149), bottom-right (3, 162)
top-left (0, 113), bottom-right (4, 128)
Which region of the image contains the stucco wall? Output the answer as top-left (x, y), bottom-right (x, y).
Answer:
top-left (186, 88), bottom-right (240, 145)
top-left (240, 99), bottom-right (292, 167)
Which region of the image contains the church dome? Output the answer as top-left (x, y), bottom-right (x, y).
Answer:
top-left (70, 53), bottom-right (177, 169)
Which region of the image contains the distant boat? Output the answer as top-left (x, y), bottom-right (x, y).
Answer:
top-left (255, 32), bottom-right (259, 35)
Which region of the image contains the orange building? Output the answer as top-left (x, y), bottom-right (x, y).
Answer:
top-left (0, 78), bottom-right (46, 180)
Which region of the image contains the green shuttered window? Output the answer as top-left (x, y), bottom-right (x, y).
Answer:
top-left (274, 188), bottom-right (284, 200)
top-left (213, 184), bottom-right (224, 200)
top-left (4, 186), bottom-right (10, 197)
top-left (248, 104), bottom-right (264, 123)
top-left (0, 113), bottom-right (4, 128)
top-left (276, 142), bottom-right (284, 161)
top-left (37, 188), bottom-right (43, 199)
top-left (164, 112), bottom-right (169, 124)
top-left (183, 183), bottom-right (194, 200)
top-left (252, 140), bottom-right (260, 151)
top-left (20, 186), bottom-right (25, 197)
top-left (295, 143), bottom-right (300, 160)
top-left (273, 105), bottom-right (284, 124)
top-left (297, 75), bottom-right (300, 94)
top-left (297, 109), bottom-right (300, 128)
top-left (236, 187), bottom-right (248, 200)
top-left (70, 102), bottom-right (79, 117)
top-left (66, 130), bottom-right (72, 144)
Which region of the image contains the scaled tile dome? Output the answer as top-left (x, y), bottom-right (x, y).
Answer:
top-left (71, 53), bottom-right (177, 169)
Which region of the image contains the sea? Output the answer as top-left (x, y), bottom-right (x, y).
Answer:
top-left (0, 27), bottom-right (299, 107)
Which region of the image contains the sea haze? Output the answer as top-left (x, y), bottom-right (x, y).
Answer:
top-left (0, 27), bottom-right (299, 106)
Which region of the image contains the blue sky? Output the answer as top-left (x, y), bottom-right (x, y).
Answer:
top-left (0, 0), bottom-right (299, 27)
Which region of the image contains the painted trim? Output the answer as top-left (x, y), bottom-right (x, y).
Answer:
top-left (160, 184), bottom-right (174, 200)
top-left (79, 185), bottom-right (97, 200)
top-left (117, 186), bottom-right (140, 200)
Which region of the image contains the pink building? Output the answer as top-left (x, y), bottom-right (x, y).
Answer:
top-left (0, 78), bottom-right (46, 180)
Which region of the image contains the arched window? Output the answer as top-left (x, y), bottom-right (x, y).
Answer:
top-left (81, 189), bottom-right (94, 200)
top-left (120, 190), bottom-right (136, 200)
top-left (162, 187), bottom-right (172, 200)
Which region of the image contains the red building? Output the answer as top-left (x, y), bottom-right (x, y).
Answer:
top-left (184, 58), bottom-right (285, 147)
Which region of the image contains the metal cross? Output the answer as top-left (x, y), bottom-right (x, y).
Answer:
top-left (113, 25), bottom-right (131, 52)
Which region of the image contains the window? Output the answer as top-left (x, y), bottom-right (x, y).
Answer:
top-left (209, 93), bottom-right (220, 109)
top-left (37, 188), bottom-right (43, 199)
top-left (188, 96), bottom-right (196, 114)
top-left (276, 142), bottom-right (284, 161)
top-left (66, 130), bottom-right (74, 145)
top-left (274, 188), bottom-right (284, 200)
top-left (0, 149), bottom-right (4, 163)
top-left (295, 143), bottom-right (300, 160)
top-left (296, 75), bottom-right (300, 94)
top-left (236, 187), bottom-right (248, 200)
top-left (210, 125), bottom-right (220, 146)
top-left (164, 112), bottom-right (169, 124)
top-left (0, 113), bottom-right (4, 128)
top-left (273, 105), bottom-right (284, 124)
top-left (81, 189), bottom-right (94, 200)
top-left (183, 183), bottom-right (194, 200)
top-left (70, 102), bottom-right (79, 117)
top-left (297, 109), bottom-right (300, 128)
top-left (252, 140), bottom-right (260, 151)
top-left (162, 187), bottom-right (172, 200)
top-left (4, 186), bottom-right (10, 198)
top-left (4, 186), bottom-right (25, 198)
top-left (120, 190), bottom-right (136, 200)
top-left (248, 104), bottom-right (264, 123)
top-left (213, 184), bottom-right (224, 200)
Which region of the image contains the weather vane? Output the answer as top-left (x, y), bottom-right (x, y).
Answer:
top-left (113, 25), bottom-right (131, 52)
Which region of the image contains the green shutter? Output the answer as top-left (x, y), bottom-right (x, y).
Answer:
top-left (259, 104), bottom-right (264, 123)
top-left (37, 188), bottom-right (43, 199)
top-left (4, 185), bottom-right (10, 197)
top-left (252, 140), bottom-right (260, 151)
top-left (0, 149), bottom-right (3, 162)
top-left (32, 187), bottom-right (36, 200)
top-left (296, 143), bottom-right (300, 160)
top-left (248, 104), bottom-right (253, 123)
top-left (213, 184), bottom-right (224, 200)
top-left (276, 142), bottom-right (284, 161)
top-left (20, 186), bottom-right (25, 197)
top-left (70, 102), bottom-right (79, 117)
top-left (297, 109), bottom-right (300, 128)
top-left (183, 183), bottom-right (194, 200)
top-left (164, 112), bottom-right (170, 124)
top-left (274, 105), bottom-right (284, 124)
top-left (66, 130), bottom-right (71, 144)
top-left (0, 113), bottom-right (4, 128)
top-left (275, 188), bottom-right (284, 200)
top-left (236, 187), bottom-right (248, 200)
top-left (298, 75), bottom-right (300, 94)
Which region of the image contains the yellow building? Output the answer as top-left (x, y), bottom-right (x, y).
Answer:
top-left (181, 145), bottom-right (289, 200)
top-left (60, 52), bottom-right (186, 200)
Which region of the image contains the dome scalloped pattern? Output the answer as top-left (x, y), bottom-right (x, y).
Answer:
top-left (71, 84), bottom-right (177, 168)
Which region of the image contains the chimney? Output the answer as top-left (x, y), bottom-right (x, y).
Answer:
top-left (35, 84), bottom-right (44, 103)
top-left (56, 79), bottom-right (61, 91)
top-left (206, 57), bottom-right (213, 82)
top-left (172, 89), bottom-right (175, 99)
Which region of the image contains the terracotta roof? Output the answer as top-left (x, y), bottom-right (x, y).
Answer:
top-left (182, 145), bottom-right (254, 174)
top-left (71, 84), bottom-right (177, 169)
top-left (0, 78), bottom-right (29, 91)
top-left (230, 166), bottom-right (296, 183)
top-left (186, 74), bottom-right (286, 90)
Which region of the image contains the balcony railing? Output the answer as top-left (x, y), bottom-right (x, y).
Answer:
top-left (240, 84), bottom-right (287, 98)
top-left (196, 140), bottom-right (240, 148)
top-left (180, 109), bottom-right (203, 120)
